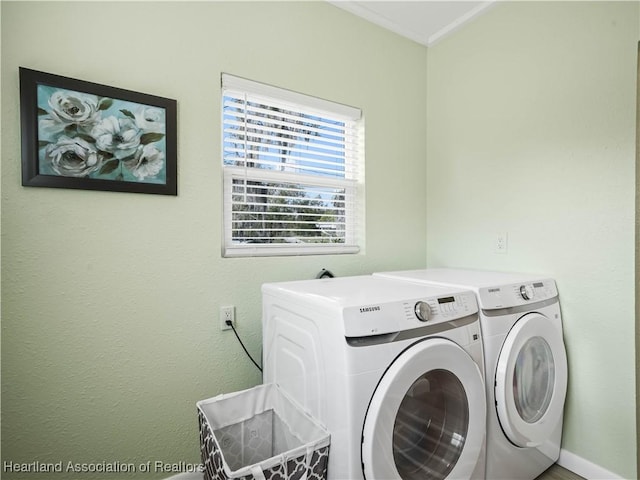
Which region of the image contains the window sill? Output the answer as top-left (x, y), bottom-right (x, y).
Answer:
top-left (223, 244), bottom-right (360, 258)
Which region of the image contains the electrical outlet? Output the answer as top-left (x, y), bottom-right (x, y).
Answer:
top-left (220, 305), bottom-right (235, 331)
top-left (495, 232), bottom-right (508, 254)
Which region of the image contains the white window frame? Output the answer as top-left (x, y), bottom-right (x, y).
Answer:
top-left (221, 74), bottom-right (364, 257)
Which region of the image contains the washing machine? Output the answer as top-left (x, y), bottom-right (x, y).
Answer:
top-left (374, 269), bottom-right (568, 480)
top-left (262, 275), bottom-right (487, 480)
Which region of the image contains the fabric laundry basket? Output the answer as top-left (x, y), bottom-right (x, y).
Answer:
top-left (197, 383), bottom-right (330, 480)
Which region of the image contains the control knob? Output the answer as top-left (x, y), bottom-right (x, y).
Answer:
top-left (519, 284), bottom-right (535, 301)
top-left (414, 301), bottom-right (431, 322)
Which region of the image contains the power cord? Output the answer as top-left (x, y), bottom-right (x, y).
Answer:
top-left (227, 319), bottom-right (262, 372)
top-left (316, 268), bottom-right (335, 279)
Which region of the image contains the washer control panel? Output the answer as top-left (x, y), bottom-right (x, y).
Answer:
top-left (478, 279), bottom-right (557, 310)
top-left (343, 290), bottom-right (478, 337)
top-left (409, 291), bottom-right (476, 323)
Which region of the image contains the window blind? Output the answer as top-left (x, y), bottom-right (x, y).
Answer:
top-left (221, 74), bottom-right (363, 257)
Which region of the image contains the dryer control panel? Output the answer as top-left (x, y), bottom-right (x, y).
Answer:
top-left (478, 279), bottom-right (557, 310)
top-left (343, 290), bottom-right (478, 338)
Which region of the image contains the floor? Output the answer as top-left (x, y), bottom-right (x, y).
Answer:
top-left (535, 464), bottom-right (585, 480)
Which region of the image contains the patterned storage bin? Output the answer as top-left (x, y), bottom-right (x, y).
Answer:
top-left (197, 383), bottom-right (330, 480)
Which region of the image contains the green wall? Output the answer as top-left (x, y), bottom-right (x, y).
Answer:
top-left (1, 2), bottom-right (427, 477)
top-left (3, 1), bottom-right (639, 479)
top-left (426, 2), bottom-right (638, 478)
top-left (636, 21), bottom-right (640, 480)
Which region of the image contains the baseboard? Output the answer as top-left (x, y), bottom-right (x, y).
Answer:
top-left (558, 449), bottom-right (624, 480)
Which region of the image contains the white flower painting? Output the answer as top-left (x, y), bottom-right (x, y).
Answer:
top-left (37, 85), bottom-right (168, 184)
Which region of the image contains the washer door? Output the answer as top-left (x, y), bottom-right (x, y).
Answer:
top-left (495, 312), bottom-right (568, 448)
top-left (362, 338), bottom-right (486, 480)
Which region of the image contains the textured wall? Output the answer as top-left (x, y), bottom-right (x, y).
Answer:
top-left (426, 2), bottom-right (638, 478)
top-left (1, 2), bottom-right (427, 477)
top-left (636, 28), bottom-right (640, 480)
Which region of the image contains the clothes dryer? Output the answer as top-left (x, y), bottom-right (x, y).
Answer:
top-left (374, 269), bottom-right (568, 480)
top-left (262, 275), bottom-right (486, 480)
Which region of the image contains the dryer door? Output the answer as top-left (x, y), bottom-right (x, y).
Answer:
top-left (361, 337), bottom-right (486, 480)
top-left (495, 312), bottom-right (568, 448)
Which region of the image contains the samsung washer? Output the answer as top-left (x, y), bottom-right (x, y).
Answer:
top-left (374, 269), bottom-right (568, 480)
top-left (262, 275), bottom-right (487, 479)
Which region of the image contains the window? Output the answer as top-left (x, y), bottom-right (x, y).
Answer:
top-left (221, 74), bottom-right (363, 257)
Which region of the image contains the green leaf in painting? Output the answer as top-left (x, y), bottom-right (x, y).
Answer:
top-left (140, 133), bottom-right (165, 145)
top-left (38, 140), bottom-right (51, 148)
top-left (38, 107), bottom-right (48, 116)
top-left (98, 98), bottom-right (113, 111)
top-left (120, 109), bottom-right (135, 119)
top-left (99, 159), bottom-right (120, 175)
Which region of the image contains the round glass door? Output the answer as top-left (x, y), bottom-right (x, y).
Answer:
top-left (513, 336), bottom-right (555, 423)
top-left (362, 337), bottom-right (485, 480)
top-left (495, 313), bottom-right (567, 448)
top-left (393, 370), bottom-right (469, 479)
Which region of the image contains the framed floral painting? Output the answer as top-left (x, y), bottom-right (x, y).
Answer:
top-left (19, 68), bottom-right (177, 195)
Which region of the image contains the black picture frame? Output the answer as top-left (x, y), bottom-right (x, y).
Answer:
top-left (19, 67), bottom-right (177, 195)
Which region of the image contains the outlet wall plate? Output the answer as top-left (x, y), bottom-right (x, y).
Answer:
top-left (495, 232), bottom-right (508, 254)
top-left (220, 305), bottom-right (235, 330)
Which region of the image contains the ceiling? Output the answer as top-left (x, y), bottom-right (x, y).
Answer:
top-left (327, 1), bottom-right (496, 47)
